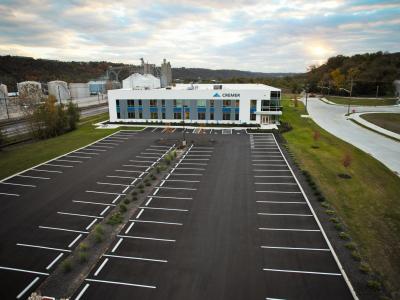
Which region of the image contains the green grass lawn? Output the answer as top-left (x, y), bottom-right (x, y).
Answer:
top-left (0, 113), bottom-right (144, 180)
top-left (326, 96), bottom-right (398, 106)
top-left (281, 96), bottom-right (400, 296)
top-left (360, 113), bottom-right (400, 134)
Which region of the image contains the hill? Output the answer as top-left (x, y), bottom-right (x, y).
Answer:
top-left (0, 55), bottom-right (296, 91)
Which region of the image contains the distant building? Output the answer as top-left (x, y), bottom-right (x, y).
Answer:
top-left (160, 59), bottom-right (172, 87)
top-left (69, 83), bottom-right (90, 99)
top-left (48, 80), bottom-right (70, 101)
top-left (88, 80), bottom-right (107, 95)
top-left (108, 83), bottom-right (281, 125)
top-left (17, 81), bottom-right (42, 102)
top-left (122, 73), bottom-right (161, 90)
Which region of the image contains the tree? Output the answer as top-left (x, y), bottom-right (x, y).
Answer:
top-left (330, 69), bottom-right (345, 90)
top-left (67, 101), bottom-right (80, 130)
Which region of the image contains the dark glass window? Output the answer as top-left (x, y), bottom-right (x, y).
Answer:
top-left (250, 114), bottom-right (256, 121)
top-left (161, 100), bottom-right (165, 107)
top-left (138, 100), bottom-right (142, 106)
top-left (138, 111), bottom-right (143, 119)
top-left (128, 112), bottom-right (135, 118)
top-left (117, 112), bottom-right (120, 119)
top-left (174, 112), bottom-right (182, 119)
top-left (235, 113), bottom-right (239, 120)
top-left (150, 100), bottom-right (157, 107)
top-left (210, 100), bottom-right (215, 107)
top-left (162, 112), bottom-right (166, 119)
top-left (223, 100), bottom-right (231, 107)
top-left (198, 112), bottom-right (206, 120)
top-left (223, 113), bottom-right (230, 120)
top-left (271, 91), bottom-right (281, 98)
top-left (150, 112), bottom-right (158, 119)
top-left (116, 100), bottom-right (120, 106)
top-left (127, 100), bottom-right (135, 107)
top-left (210, 112), bottom-right (214, 120)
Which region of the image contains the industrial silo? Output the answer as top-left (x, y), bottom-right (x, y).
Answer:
top-left (0, 84), bottom-right (7, 98)
top-left (48, 80), bottom-right (70, 102)
top-left (69, 83), bottom-right (90, 99)
top-left (17, 81), bottom-right (43, 102)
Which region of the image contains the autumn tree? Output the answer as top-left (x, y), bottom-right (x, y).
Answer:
top-left (330, 68), bottom-right (345, 91)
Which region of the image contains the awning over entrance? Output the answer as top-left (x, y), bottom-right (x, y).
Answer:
top-left (255, 110), bottom-right (282, 115)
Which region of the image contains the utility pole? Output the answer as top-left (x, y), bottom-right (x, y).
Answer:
top-left (376, 85), bottom-right (379, 98)
top-left (305, 84), bottom-right (309, 111)
top-left (350, 78), bottom-right (353, 97)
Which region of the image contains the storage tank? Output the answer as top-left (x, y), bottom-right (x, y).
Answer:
top-left (48, 80), bottom-right (70, 101)
top-left (0, 84), bottom-right (7, 98)
top-left (88, 80), bottom-right (107, 95)
top-left (17, 81), bottom-right (42, 102)
top-left (69, 83), bottom-right (90, 99)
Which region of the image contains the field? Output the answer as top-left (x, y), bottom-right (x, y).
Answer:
top-left (0, 113), bottom-right (143, 180)
top-left (281, 96), bottom-right (400, 296)
top-left (360, 113), bottom-right (400, 134)
top-left (326, 96), bottom-right (398, 106)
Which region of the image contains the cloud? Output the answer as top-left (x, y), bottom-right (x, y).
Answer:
top-left (0, 0), bottom-right (399, 72)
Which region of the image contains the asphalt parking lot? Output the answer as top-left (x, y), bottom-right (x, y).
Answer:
top-left (0, 128), bottom-right (355, 299)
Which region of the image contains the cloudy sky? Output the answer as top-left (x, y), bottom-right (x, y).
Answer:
top-left (0, 0), bottom-right (399, 72)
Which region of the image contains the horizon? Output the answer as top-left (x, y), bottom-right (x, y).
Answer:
top-left (0, 1), bottom-right (399, 73)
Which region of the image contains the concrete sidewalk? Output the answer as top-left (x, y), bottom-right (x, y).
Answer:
top-left (301, 97), bottom-right (400, 175)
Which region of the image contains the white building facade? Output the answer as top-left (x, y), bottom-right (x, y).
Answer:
top-left (108, 84), bottom-right (281, 125)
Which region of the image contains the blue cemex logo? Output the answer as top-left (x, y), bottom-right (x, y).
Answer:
top-left (213, 92), bottom-right (221, 97)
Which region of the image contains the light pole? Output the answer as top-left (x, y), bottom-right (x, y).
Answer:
top-left (304, 84), bottom-right (309, 111)
top-left (339, 88), bottom-right (351, 115)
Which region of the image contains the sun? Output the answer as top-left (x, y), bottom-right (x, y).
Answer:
top-left (312, 46), bottom-right (329, 57)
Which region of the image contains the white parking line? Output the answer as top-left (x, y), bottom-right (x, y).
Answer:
top-left (58, 212), bottom-right (103, 219)
top-left (86, 219), bottom-right (98, 230)
top-left (75, 283), bottom-right (90, 300)
top-left (104, 254), bottom-right (167, 263)
top-left (174, 167), bottom-right (205, 171)
top-left (97, 182), bottom-right (135, 187)
top-left (100, 206), bottom-right (111, 216)
top-left (183, 158), bottom-right (210, 161)
top-left (262, 268), bottom-right (341, 276)
top-left (148, 195), bottom-right (193, 200)
top-left (31, 169), bottom-right (62, 173)
top-left (46, 253), bottom-right (64, 270)
top-left (155, 186), bottom-right (197, 191)
top-left (111, 238), bottom-right (124, 252)
top-left (117, 235), bottom-right (175, 242)
top-left (97, 142), bottom-right (118, 145)
top-left (66, 155), bottom-right (91, 159)
top-left (170, 173), bottom-right (203, 176)
top-left (130, 220), bottom-right (183, 226)
top-left (256, 191), bottom-right (302, 194)
top-left (89, 145), bottom-right (114, 149)
top-left (0, 266), bottom-right (48, 276)
top-left (73, 200), bottom-right (116, 207)
top-left (17, 243), bottom-right (71, 252)
top-left (115, 169), bottom-right (146, 174)
top-left (256, 201), bottom-right (306, 204)
top-left (16, 276), bottom-right (40, 299)
top-left (0, 182), bottom-right (36, 188)
top-left (178, 162), bottom-right (207, 166)
top-left (16, 175), bottom-right (50, 180)
top-left (105, 137), bottom-right (128, 140)
top-left (125, 222), bottom-right (135, 234)
top-left (253, 164), bottom-right (287, 167)
top-left (123, 164), bottom-right (150, 168)
top-left (56, 159), bottom-right (83, 163)
top-left (44, 163), bottom-right (74, 168)
top-left (86, 190), bottom-right (125, 196)
top-left (74, 151), bottom-right (99, 155)
top-left (255, 183), bottom-right (296, 185)
top-left (261, 246), bottom-right (330, 251)
top-left (85, 278), bottom-right (156, 289)
top-left (150, 145), bottom-right (171, 149)
top-left (68, 234), bottom-right (83, 248)
top-left (136, 209), bottom-right (144, 219)
top-left (39, 226), bottom-right (89, 234)
top-left (0, 192), bottom-right (20, 197)
top-left (137, 156), bottom-right (158, 159)
top-left (82, 148), bottom-right (106, 152)
top-left (255, 175), bottom-right (293, 178)
top-left (139, 206), bottom-right (188, 212)
top-left (254, 170), bottom-right (290, 172)
top-left (258, 213), bottom-right (313, 217)
top-left (258, 228), bottom-right (320, 232)
top-left (106, 175), bottom-right (138, 180)
top-left (164, 179), bottom-right (200, 183)
top-left (94, 258), bottom-right (109, 276)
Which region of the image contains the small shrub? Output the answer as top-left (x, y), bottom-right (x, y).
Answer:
top-left (144, 178), bottom-right (149, 183)
top-left (351, 251), bottom-right (361, 261)
top-left (339, 232), bottom-right (350, 240)
top-left (138, 183), bottom-right (144, 189)
top-left (345, 242), bottom-right (357, 250)
top-left (329, 217), bottom-right (339, 223)
top-left (119, 203), bottom-right (127, 213)
top-left (140, 188), bottom-right (144, 193)
top-left (79, 251), bottom-right (88, 264)
top-left (325, 209), bottom-right (335, 215)
top-left (309, 181), bottom-right (316, 188)
top-left (124, 198), bottom-right (130, 205)
top-left (145, 182), bottom-right (151, 186)
top-left (334, 223), bottom-right (343, 231)
top-left (107, 212), bottom-right (123, 225)
top-left (94, 224), bottom-right (104, 235)
top-left (314, 190), bottom-right (321, 196)
top-left (132, 196), bottom-right (138, 201)
top-left (151, 174), bottom-right (156, 180)
top-left (164, 157), bottom-right (171, 165)
top-left (321, 202), bottom-right (329, 208)
top-left (61, 259), bottom-right (72, 273)
top-left (156, 166), bottom-right (161, 173)
top-left (359, 262), bottom-right (372, 274)
top-left (367, 280), bottom-right (381, 291)
top-left (317, 195), bottom-right (325, 202)
top-left (131, 191), bottom-right (137, 196)
top-left (79, 243), bottom-right (88, 251)
top-left (94, 232), bottom-right (103, 243)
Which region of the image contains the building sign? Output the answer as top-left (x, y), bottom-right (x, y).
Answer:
top-left (213, 92), bottom-right (240, 98)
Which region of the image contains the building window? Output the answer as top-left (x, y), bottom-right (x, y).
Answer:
top-left (162, 112), bottom-right (166, 119)
top-left (235, 100), bottom-right (240, 107)
top-left (150, 100), bottom-right (157, 107)
top-left (210, 112), bottom-right (214, 120)
top-left (161, 100), bottom-right (165, 107)
top-left (150, 112), bottom-right (158, 119)
top-left (210, 100), bottom-right (214, 107)
top-left (198, 112), bottom-right (206, 120)
top-left (223, 113), bottom-right (230, 120)
top-left (235, 113), bottom-right (239, 120)
top-left (116, 100), bottom-right (120, 106)
top-left (117, 112), bottom-right (120, 119)
top-left (127, 100), bottom-right (135, 107)
top-left (271, 91), bottom-right (281, 99)
top-left (174, 112), bottom-right (182, 119)
top-left (128, 112), bottom-right (135, 118)
top-left (250, 114), bottom-right (256, 121)
top-left (138, 100), bottom-right (142, 106)
top-left (250, 100), bottom-right (257, 109)
top-left (223, 100), bottom-right (231, 107)
top-left (174, 100), bottom-right (182, 108)
top-left (138, 111), bottom-right (143, 119)
top-left (197, 100), bottom-right (206, 107)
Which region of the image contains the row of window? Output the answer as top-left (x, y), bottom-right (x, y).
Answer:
top-left (117, 112), bottom-right (240, 120)
top-left (117, 99), bottom-right (240, 108)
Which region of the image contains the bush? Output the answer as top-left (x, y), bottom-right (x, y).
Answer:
top-left (314, 190), bottom-right (321, 196)
top-left (79, 251), bottom-right (88, 264)
top-left (334, 223), bottom-right (343, 231)
top-left (151, 174), bottom-right (156, 180)
top-left (61, 259), bottom-right (72, 273)
top-left (94, 224), bottom-right (104, 235)
top-left (107, 212), bottom-right (123, 225)
top-left (351, 251), bottom-right (361, 261)
top-left (132, 196), bottom-right (138, 201)
top-left (79, 243), bottom-right (88, 251)
top-left (119, 204), bottom-right (127, 213)
top-left (321, 202), bottom-right (329, 208)
top-left (156, 166), bottom-right (161, 173)
top-left (325, 209), bottom-right (335, 215)
top-left (164, 157), bottom-right (171, 165)
top-left (145, 182), bottom-right (151, 186)
top-left (138, 184), bottom-right (144, 189)
top-left (94, 232), bottom-right (103, 243)
top-left (367, 280), bottom-right (381, 291)
top-left (317, 195), bottom-right (325, 202)
top-left (140, 188), bottom-right (144, 193)
top-left (144, 178), bottom-right (149, 183)
top-left (345, 242), bottom-right (357, 250)
top-left (339, 232), bottom-right (350, 240)
top-left (124, 198), bottom-right (130, 205)
top-left (329, 217), bottom-right (339, 223)
top-left (359, 262), bottom-right (372, 274)
top-left (131, 191), bottom-right (137, 196)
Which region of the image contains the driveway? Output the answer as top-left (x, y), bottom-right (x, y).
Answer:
top-left (301, 97), bottom-right (400, 175)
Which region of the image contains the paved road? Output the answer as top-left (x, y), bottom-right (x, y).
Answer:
top-left (0, 104), bottom-right (108, 137)
top-left (0, 129), bottom-right (354, 299)
top-left (303, 97), bottom-right (400, 175)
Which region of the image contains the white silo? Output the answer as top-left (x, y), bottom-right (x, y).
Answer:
top-left (17, 81), bottom-right (43, 102)
top-left (0, 84), bottom-right (7, 98)
top-left (69, 83), bottom-right (90, 99)
top-left (48, 80), bottom-right (70, 102)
